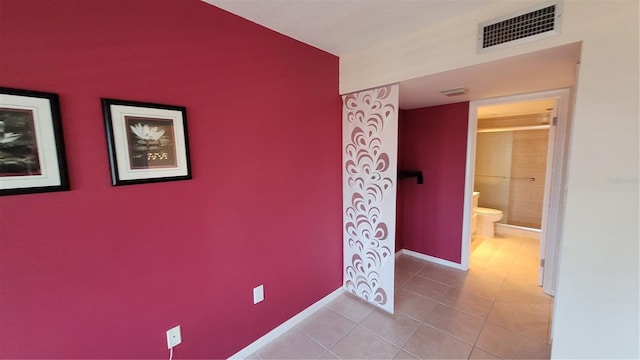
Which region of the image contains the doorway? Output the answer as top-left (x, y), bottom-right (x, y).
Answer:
top-left (461, 89), bottom-right (572, 296)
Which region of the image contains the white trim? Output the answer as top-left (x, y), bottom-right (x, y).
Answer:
top-left (477, 124), bottom-right (550, 133)
top-left (227, 287), bottom-right (345, 360)
top-left (401, 249), bottom-right (466, 270)
top-left (538, 102), bottom-right (559, 287)
top-left (462, 89), bottom-right (571, 295)
top-left (540, 89), bottom-right (571, 295)
top-left (497, 223), bottom-right (541, 233)
top-left (460, 102), bottom-right (479, 270)
top-left (495, 223), bottom-right (541, 240)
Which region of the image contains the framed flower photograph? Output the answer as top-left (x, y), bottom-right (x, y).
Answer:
top-left (102, 98), bottom-right (192, 186)
top-left (0, 87), bottom-right (70, 196)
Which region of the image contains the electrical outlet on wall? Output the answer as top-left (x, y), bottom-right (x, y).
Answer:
top-left (166, 325), bottom-right (182, 349)
top-left (253, 285), bottom-right (264, 304)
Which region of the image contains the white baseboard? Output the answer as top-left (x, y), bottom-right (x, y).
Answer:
top-left (495, 223), bottom-right (541, 239)
top-left (230, 250), bottom-right (462, 358)
top-left (401, 249), bottom-right (466, 270)
top-left (228, 287), bottom-right (345, 359)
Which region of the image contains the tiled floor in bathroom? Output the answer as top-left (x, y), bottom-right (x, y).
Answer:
top-left (247, 235), bottom-right (553, 359)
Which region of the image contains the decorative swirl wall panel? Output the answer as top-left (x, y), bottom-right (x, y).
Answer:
top-left (342, 85), bottom-right (398, 314)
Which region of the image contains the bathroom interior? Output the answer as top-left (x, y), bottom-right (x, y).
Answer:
top-left (471, 98), bottom-right (555, 259)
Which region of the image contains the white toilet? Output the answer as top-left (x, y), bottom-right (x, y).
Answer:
top-left (472, 192), bottom-right (503, 238)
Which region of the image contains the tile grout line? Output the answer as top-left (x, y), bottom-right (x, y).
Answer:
top-left (348, 324), bottom-right (404, 359)
top-left (473, 237), bottom-right (552, 356)
top-left (310, 301), bottom-right (368, 357)
top-left (253, 237), bottom-right (551, 360)
top-left (467, 240), bottom-right (506, 360)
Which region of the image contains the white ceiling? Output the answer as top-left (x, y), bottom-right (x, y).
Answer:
top-left (400, 42), bottom-right (581, 111)
top-left (202, 0), bottom-right (497, 56)
top-left (477, 99), bottom-right (555, 119)
top-left (202, 0), bottom-right (581, 111)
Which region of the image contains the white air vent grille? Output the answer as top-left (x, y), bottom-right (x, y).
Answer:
top-left (478, 2), bottom-right (562, 52)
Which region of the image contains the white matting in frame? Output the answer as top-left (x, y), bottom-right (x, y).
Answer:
top-left (102, 98), bottom-right (192, 186)
top-left (0, 87), bottom-right (69, 196)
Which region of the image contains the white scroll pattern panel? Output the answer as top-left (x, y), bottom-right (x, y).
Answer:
top-left (342, 85), bottom-right (398, 313)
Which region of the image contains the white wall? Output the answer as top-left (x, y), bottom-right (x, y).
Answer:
top-left (551, 2), bottom-right (639, 357)
top-left (340, 0), bottom-right (639, 358)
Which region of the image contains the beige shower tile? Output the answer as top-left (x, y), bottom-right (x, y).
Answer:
top-left (423, 304), bottom-right (485, 344)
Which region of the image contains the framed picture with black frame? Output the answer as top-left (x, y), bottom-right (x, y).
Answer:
top-left (0, 87), bottom-right (70, 196)
top-left (102, 98), bottom-right (192, 186)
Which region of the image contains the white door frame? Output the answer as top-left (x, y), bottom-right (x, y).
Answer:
top-left (460, 89), bottom-right (571, 295)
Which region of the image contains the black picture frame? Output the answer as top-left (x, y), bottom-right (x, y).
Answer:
top-left (102, 98), bottom-right (192, 186)
top-left (0, 87), bottom-right (70, 196)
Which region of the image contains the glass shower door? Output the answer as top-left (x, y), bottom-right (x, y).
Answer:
top-left (474, 132), bottom-right (512, 222)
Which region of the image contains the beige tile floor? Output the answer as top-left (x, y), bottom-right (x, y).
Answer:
top-left (248, 235), bottom-right (553, 359)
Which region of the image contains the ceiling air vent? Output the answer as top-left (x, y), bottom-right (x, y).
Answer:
top-left (478, 2), bottom-right (563, 53)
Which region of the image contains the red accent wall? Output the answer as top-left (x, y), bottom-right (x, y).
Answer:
top-left (398, 103), bottom-right (469, 263)
top-left (0, 1), bottom-right (342, 358)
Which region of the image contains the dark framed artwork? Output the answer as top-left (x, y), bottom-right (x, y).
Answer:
top-left (102, 98), bottom-right (192, 186)
top-left (0, 87), bottom-right (69, 196)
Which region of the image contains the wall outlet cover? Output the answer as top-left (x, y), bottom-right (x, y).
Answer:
top-left (253, 285), bottom-right (264, 304)
top-left (166, 325), bottom-right (182, 349)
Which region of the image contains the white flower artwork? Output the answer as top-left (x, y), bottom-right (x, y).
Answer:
top-left (130, 123), bottom-right (165, 141)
